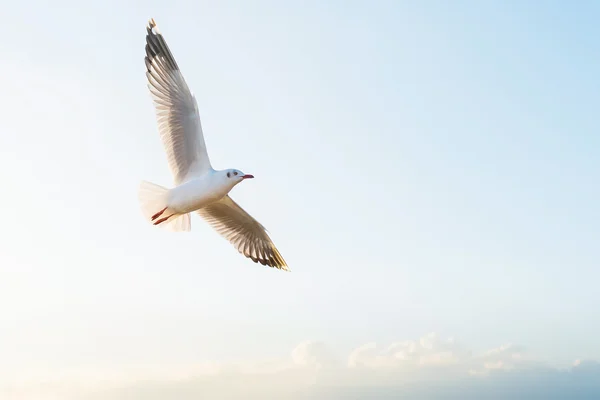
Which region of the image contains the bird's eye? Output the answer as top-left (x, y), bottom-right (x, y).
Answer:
top-left (227, 172), bottom-right (231, 178)
top-left (233, 171), bottom-right (238, 176)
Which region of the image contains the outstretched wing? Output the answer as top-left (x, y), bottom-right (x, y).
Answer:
top-left (197, 196), bottom-right (289, 270)
top-left (145, 18), bottom-right (212, 184)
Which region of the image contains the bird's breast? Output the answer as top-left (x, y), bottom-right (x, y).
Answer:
top-left (168, 177), bottom-right (229, 213)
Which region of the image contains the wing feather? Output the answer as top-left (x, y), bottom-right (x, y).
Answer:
top-left (145, 18), bottom-right (212, 184)
top-left (197, 196), bottom-right (289, 270)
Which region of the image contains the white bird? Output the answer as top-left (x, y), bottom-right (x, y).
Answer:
top-left (138, 18), bottom-right (288, 271)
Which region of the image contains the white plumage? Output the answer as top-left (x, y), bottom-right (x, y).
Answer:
top-left (139, 18), bottom-right (288, 271)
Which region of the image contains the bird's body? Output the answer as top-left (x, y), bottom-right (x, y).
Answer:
top-left (138, 18), bottom-right (288, 270)
top-left (169, 171), bottom-right (236, 214)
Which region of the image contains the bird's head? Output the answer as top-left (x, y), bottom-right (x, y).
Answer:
top-left (220, 169), bottom-right (254, 187)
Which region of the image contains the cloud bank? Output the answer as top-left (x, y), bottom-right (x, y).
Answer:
top-left (3, 333), bottom-right (599, 400)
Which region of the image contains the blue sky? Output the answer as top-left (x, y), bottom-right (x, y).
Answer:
top-left (0, 0), bottom-right (599, 398)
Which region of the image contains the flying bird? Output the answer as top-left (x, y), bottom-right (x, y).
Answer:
top-left (139, 18), bottom-right (288, 271)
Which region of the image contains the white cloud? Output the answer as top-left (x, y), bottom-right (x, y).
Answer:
top-left (572, 359), bottom-right (600, 377)
top-left (291, 340), bottom-right (337, 369)
top-left (347, 332), bottom-right (468, 370)
top-left (3, 333), bottom-right (600, 400)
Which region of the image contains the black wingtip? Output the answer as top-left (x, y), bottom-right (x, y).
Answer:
top-left (144, 18), bottom-right (180, 73)
top-left (147, 18), bottom-right (157, 31)
top-left (248, 246), bottom-right (289, 271)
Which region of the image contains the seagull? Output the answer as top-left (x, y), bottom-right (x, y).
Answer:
top-left (138, 18), bottom-right (288, 271)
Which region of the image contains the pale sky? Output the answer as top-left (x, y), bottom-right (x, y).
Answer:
top-left (1, 0), bottom-right (599, 399)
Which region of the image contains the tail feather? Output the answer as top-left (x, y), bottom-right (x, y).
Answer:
top-left (138, 180), bottom-right (191, 232)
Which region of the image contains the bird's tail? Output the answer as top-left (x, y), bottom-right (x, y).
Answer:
top-left (138, 180), bottom-right (191, 232)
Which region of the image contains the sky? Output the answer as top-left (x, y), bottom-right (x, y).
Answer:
top-left (0, 0), bottom-right (599, 398)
